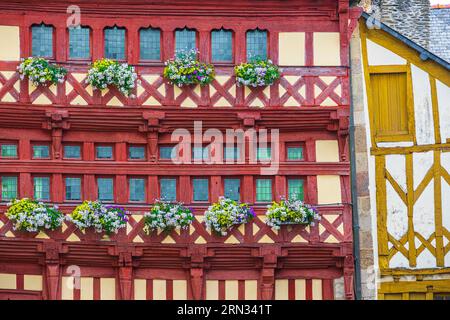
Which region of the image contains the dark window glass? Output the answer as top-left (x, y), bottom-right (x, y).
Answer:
top-left (246, 29), bottom-right (267, 60)
top-left (65, 177), bottom-right (81, 201)
top-left (129, 146), bottom-right (145, 160)
top-left (34, 177), bottom-right (50, 200)
top-left (98, 178), bottom-right (114, 201)
top-left (160, 178), bottom-right (176, 201)
top-left (256, 179), bottom-right (272, 202)
top-left (287, 146), bottom-right (303, 160)
top-left (160, 146), bottom-right (176, 160)
top-left (175, 29), bottom-right (196, 52)
top-left (129, 178), bottom-right (145, 202)
top-left (1, 144), bottom-right (17, 158)
top-left (288, 179), bottom-right (304, 201)
top-left (33, 145), bottom-right (50, 159)
top-left (224, 178), bottom-right (240, 201)
top-left (1, 176), bottom-right (17, 200)
top-left (104, 27), bottom-right (126, 60)
top-left (64, 145), bottom-right (81, 159)
top-left (32, 24), bottom-right (53, 57)
top-left (69, 27), bottom-right (90, 59)
top-left (96, 146), bottom-right (113, 160)
top-left (140, 28), bottom-right (160, 60)
top-left (193, 178), bottom-right (208, 202)
top-left (211, 29), bottom-right (232, 62)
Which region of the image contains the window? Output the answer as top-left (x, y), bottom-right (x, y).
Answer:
top-left (256, 179), bottom-right (272, 202)
top-left (434, 294), bottom-right (450, 300)
top-left (257, 146), bottom-right (271, 161)
top-left (160, 178), bottom-right (176, 201)
top-left (287, 146), bottom-right (303, 161)
top-left (140, 28), bottom-right (161, 61)
top-left (32, 145), bottom-right (50, 159)
top-left (64, 145), bottom-right (81, 159)
top-left (129, 178), bottom-right (145, 202)
top-left (224, 178), bottom-right (240, 201)
top-left (288, 179), bottom-right (304, 201)
top-left (69, 26), bottom-right (90, 59)
top-left (193, 178), bottom-right (209, 202)
top-left (1, 176), bottom-right (17, 200)
top-left (224, 146), bottom-right (240, 161)
top-left (129, 146), bottom-right (146, 160)
top-left (1, 143), bottom-right (18, 158)
top-left (192, 146), bottom-right (210, 161)
top-left (97, 177), bottom-right (114, 201)
top-left (175, 28), bottom-right (196, 52)
top-left (246, 29), bottom-right (267, 60)
top-left (104, 27), bottom-right (126, 60)
top-left (160, 146), bottom-right (176, 160)
top-left (211, 29), bottom-right (232, 63)
top-left (34, 177), bottom-right (50, 200)
top-left (65, 177), bottom-right (81, 201)
top-left (96, 145), bottom-right (113, 160)
top-left (32, 24), bottom-right (53, 57)
top-left (370, 71), bottom-right (411, 141)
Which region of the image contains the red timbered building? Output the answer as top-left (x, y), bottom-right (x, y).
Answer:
top-left (0, 0), bottom-right (361, 300)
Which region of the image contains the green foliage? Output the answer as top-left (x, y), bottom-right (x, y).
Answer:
top-left (143, 200), bottom-right (194, 234)
top-left (235, 58), bottom-right (280, 87)
top-left (18, 57), bottom-right (67, 86)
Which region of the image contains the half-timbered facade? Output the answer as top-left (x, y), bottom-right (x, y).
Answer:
top-left (0, 0), bottom-right (360, 300)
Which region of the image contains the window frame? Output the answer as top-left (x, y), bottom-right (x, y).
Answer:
top-left (95, 144), bottom-right (115, 161)
top-left (128, 176), bottom-right (147, 203)
top-left (139, 26), bottom-right (162, 63)
top-left (31, 142), bottom-right (51, 160)
top-left (285, 142), bottom-right (305, 162)
top-left (30, 23), bottom-right (55, 59)
top-left (96, 176), bottom-right (115, 203)
top-left (128, 144), bottom-right (147, 162)
top-left (0, 175), bottom-right (19, 202)
top-left (286, 177), bottom-right (306, 202)
top-left (103, 26), bottom-right (127, 61)
top-left (33, 175), bottom-right (51, 201)
top-left (174, 28), bottom-right (198, 54)
top-left (159, 177), bottom-right (178, 202)
top-left (256, 145), bottom-right (272, 161)
top-left (64, 175), bottom-right (83, 202)
top-left (0, 141), bottom-right (19, 159)
top-left (254, 177), bottom-right (274, 204)
top-left (245, 28), bottom-right (268, 61)
top-left (210, 28), bottom-right (234, 65)
top-left (223, 177), bottom-right (242, 202)
top-left (67, 25), bottom-right (92, 61)
top-left (191, 177), bottom-right (210, 203)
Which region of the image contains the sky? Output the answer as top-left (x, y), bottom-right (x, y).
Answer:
top-left (430, 0), bottom-right (450, 4)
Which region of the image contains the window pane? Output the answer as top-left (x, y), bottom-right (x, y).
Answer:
top-left (287, 147), bottom-right (303, 160)
top-left (224, 147), bottom-right (240, 161)
top-left (257, 147), bottom-right (271, 160)
top-left (34, 177), bottom-right (50, 200)
top-left (1, 144), bottom-right (17, 157)
top-left (96, 146), bottom-right (113, 159)
top-left (192, 146), bottom-right (209, 160)
top-left (288, 179), bottom-right (304, 201)
top-left (32, 24), bottom-right (53, 57)
top-left (193, 178), bottom-right (208, 202)
top-left (256, 179), bottom-right (272, 202)
top-left (2, 176), bottom-right (17, 200)
top-left (160, 178), bottom-right (176, 201)
top-left (175, 29), bottom-right (196, 52)
top-left (65, 177), bottom-right (81, 201)
top-left (69, 27), bottom-right (90, 59)
top-left (104, 27), bottom-right (125, 60)
top-left (129, 178), bottom-right (145, 202)
top-left (129, 146), bottom-right (145, 160)
top-left (64, 145), bottom-right (81, 159)
top-left (140, 28), bottom-right (160, 60)
top-left (247, 30), bottom-right (267, 60)
top-left (212, 29), bottom-right (232, 62)
top-left (33, 145), bottom-right (50, 158)
top-left (160, 146), bottom-right (175, 160)
top-left (224, 178), bottom-right (240, 201)
top-left (98, 178), bottom-right (114, 201)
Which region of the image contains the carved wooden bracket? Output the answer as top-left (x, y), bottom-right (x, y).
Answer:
top-left (188, 246), bottom-right (206, 300)
top-left (139, 111), bottom-right (166, 162)
top-left (343, 255), bottom-right (355, 300)
top-left (259, 245), bottom-right (279, 300)
top-left (237, 111), bottom-right (261, 129)
top-left (37, 242), bottom-right (67, 300)
top-left (338, 116), bottom-right (350, 161)
top-left (42, 110), bottom-right (70, 160)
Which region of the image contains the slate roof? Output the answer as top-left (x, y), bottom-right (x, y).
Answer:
top-left (430, 5), bottom-right (450, 63)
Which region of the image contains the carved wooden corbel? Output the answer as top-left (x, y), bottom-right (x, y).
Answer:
top-left (259, 245), bottom-right (279, 300)
top-left (42, 110), bottom-right (70, 160)
top-left (188, 246), bottom-right (206, 300)
top-left (139, 111), bottom-right (166, 162)
top-left (37, 242), bottom-right (66, 300)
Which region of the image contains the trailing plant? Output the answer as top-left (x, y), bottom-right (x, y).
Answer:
top-left (204, 197), bottom-right (255, 236)
top-left (68, 201), bottom-right (128, 234)
top-left (86, 58), bottom-right (137, 97)
top-left (5, 198), bottom-right (64, 232)
top-left (235, 58), bottom-right (280, 87)
top-left (143, 200), bottom-right (194, 234)
top-left (163, 48), bottom-right (215, 87)
top-left (265, 197), bottom-right (320, 230)
top-left (17, 57), bottom-right (67, 86)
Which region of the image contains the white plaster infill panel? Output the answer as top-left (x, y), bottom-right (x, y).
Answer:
top-left (436, 80), bottom-right (450, 141)
top-left (366, 39), bottom-right (406, 66)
